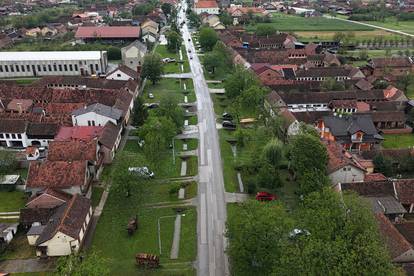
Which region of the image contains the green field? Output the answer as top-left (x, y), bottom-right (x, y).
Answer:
top-left (143, 78), bottom-right (196, 103)
top-left (382, 134), bottom-right (414, 149)
top-left (219, 130), bottom-right (238, 193)
top-left (247, 14), bottom-right (373, 32)
top-left (362, 17), bottom-right (414, 35)
top-left (0, 191), bottom-right (26, 212)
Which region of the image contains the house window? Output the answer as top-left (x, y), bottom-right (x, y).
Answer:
top-left (26, 65), bottom-right (30, 72)
top-left (117, 73), bottom-right (121, 77)
top-left (17, 134), bottom-right (21, 139)
top-left (43, 65), bottom-right (47, 71)
top-left (95, 64), bottom-right (99, 71)
top-left (10, 65), bottom-right (14, 72)
top-left (53, 64), bottom-right (57, 71)
top-left (4, 65), bottom-right (8, 72)
top-left (59, 64), bottom-right (62, 71)
top-left (74, 64), bottom-right (78, 71)
top-left (69, 64), bottom-right (73, 71)
top-left (0, 134), bottom-right (3, 138)
top-left (64, 64), bottom-right (68, 71)
top-left (21, 65), bottom-right (25, 72)
top-left (37, 65), bottom-right (41, 71)
top-left (0, 65), bottom-right (3, 72)
top-left (5, 134), bottom-right (9, 138)
top-left (11, 134), bottom-right (16, 139)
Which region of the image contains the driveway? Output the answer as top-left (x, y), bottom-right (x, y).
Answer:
top-left (0, 258), bottom-right (55, 273)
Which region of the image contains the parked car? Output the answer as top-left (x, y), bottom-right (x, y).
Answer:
top-left (188, 49), bottom-right (191, 53)
top-left (222, 112), bottom-right (233, 120)
top-left (255, 192), bottom-right (277, 201)
top-left (289, 228), bottom-right (310, 238)
top-left (190, 56), bottom-right (193, 60)
top-left (148, 93), bottom-right (154, 99)
top-left (222, 120), bottom-right (236, 129)
top-left (128, 167), bottom-right (154, 178)
top-left (188, 38), bottom-right (191, 41)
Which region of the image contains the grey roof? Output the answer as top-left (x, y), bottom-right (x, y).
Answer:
top-left (368, 196), bottom-right (407, 215)
top-left (72, 103), bottom-right (123, 121)
top-left (323, 114), bottom-right (379, 136)
top-left (27, 225), bottom-right (46, 236)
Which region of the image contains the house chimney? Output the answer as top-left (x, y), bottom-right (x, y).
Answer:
top-left (17, 102), bottom-right (22, 113)
top-left (136, 65), bottom-right (142, 76)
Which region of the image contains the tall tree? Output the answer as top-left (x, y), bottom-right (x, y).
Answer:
top-left (166, 31), bottom-right (182, 53)
top-left (256, 25), bottom-right (276, 36)
top-left (132, 97), bottom-right (148, 127)
top-left (161, 3), bottom-right (173, 16)
top-left (142, 53), bottom-right (164, 85)
top-left (224, 66), bottom-right (259, 99)
top-left (199, 27), bottom-right (218, 51)
top-left (226, 200), bottom-right (295, 276)
top-left (290, 134), bottom-right (328, 175)
top-left (203, 51), bottom-right (223, 74)
top-left (262, 138), bottom-right (284, 168)
top-left (157, 94), bottom-right (184, 128)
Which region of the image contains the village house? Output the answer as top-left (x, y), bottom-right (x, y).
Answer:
top-left (375, 213), bottom-right (414, 263)
top-left (367, 57), bottom-right (414, 81)
top-left (0, 223), bottom-right (18, 252)
top-left (295, 66), bottom-right (364, 82)
top-left (20, 188), bottom-right (72, 229)
top-left (201, 14), bottom-right (225, 30)
top-left (140, 19), bottom-right (159, 43)
top-left (25, 160), bottom-right (92, 195)
top-left (106, 65), bottom-right (139, 81)
top-left (71, 103), bottom-right (123, 127)
top-left (226, 6), bottom-right (269, 25)
top-left (325, 141), bottom-right (366, 185)
top-left (337, 180), bottom-right (406, 219)
top-left (47, 139), bottom-right (103, 180)
top-left (121, 40), bottom-right (147, 71)
top-left (194, 0), bottom-right (220, 15)
top-left (318, 114), bottom-right (383, 152)
top-left (33, 194), bottom-right (92, 257)
top-left (75, 26), bottom-right (141, 43)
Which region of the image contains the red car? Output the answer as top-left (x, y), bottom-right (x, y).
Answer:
top-left (256, 192), bottom-right (277, 202)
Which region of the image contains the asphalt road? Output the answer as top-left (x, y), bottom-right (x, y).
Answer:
top-left (178, 3), bottom-right (229, 276)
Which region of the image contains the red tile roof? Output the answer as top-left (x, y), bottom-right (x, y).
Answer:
top-left (375, 213), bottom-right (413, 260)
top-left (195, 0), bottom-right (218, 8)
top-left (75, 26), bottom-right (141, 39)
top-left (395, 179), bottom-right (414, 205)
top-left (364, 173), bottom-right (387, 182)
top-left (325, 141), bottom-right (365, 174)
top-left (26, 188), bottom-right (72, 209)
top-left (47, 140), bottom-right (98, 162)
top-left (26, 160), bottom-right (87, 189)
top-left (55, 126), bottom-right (103, 141)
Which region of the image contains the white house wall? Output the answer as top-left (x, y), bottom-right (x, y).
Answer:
top-left (72, 112), bottom-right (117, 127)
top-left (329, 165), bottom-right (365, 185)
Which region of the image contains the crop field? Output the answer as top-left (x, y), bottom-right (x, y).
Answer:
top-left (247, 14), bottom-right (374, 32)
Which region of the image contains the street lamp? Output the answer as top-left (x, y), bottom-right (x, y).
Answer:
top-left (157, 213), bottom-right (186, 255)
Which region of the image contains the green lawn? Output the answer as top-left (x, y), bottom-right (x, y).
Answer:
top-left (91, 203), bottom-right (196, 275)
top-left (91, 186), bottom-right (104, 208)
top-left (382, 134), bottom-right (414, 149)
top-left (246, 13), bottom-right (373, 32)
top-left (219, 130), bottom-right (238, 193)
top-left (187, 115), bottom-right (198, 125)
top-left (175, 138), bottom-right (198, 151)
top-left (143, 79), bottom-right (196, 104)
top-left (211, 94), bottom-right (230, 116)
top-left (362, 17), bottom-right (414, 35)
top-left (155, 45), bottom-right (190, 74)
top-left (0, 191), bottom-right (26, 212)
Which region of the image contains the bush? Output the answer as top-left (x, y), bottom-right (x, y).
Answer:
top-left (169, 185), bottom-right (181, 195)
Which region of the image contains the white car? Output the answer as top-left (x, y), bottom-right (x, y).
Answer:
top-left (148, 93), bottom-right (154, 99)
top-left (128, 167), bottom-right (154, 178)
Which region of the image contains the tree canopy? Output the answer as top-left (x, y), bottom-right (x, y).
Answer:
top-left (227, 190), bottom-right (397, 276)
top-left (198, 27), bottom-right (219, 51)
top-left (55, 252), bottom-right (110, 276)
top-left (141, 53), bottom-right (164, 84)
top-left (166, 31), bottom-right (182, 53)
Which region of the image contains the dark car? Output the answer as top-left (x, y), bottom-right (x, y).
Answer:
top-left (188, 38), bottom-right (191, 41)
top-left (222, 112), bottom-right (233, 120)
top-left (222, 120), bottom-right (236, 129)
top-left (188, 49), bottom-right (191, 53)
top-left (256, 192), bottom-right (277, 202)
